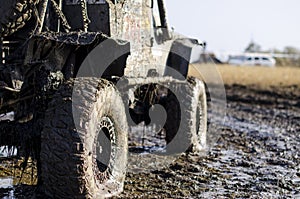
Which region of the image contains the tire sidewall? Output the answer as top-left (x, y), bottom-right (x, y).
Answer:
top-left (41, 78), bottom-right (128, 198)
top-left (190, 78), bottom-right (208, 152)
top-left (77, 84), bottom-right (128, 196)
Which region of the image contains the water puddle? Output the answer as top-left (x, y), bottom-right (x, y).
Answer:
top-left (0, 112), bottom-right (14, 122)
top-left (0, 147), bottom-right (17, 158)
top-left (0, 177), bottom-right (13, 189)
top-left (0, 113), bottom-right (17, 198)
top-left (0, 177), bottom-right (15, 199)
top-left (128, 123), bottom-right (166, 154)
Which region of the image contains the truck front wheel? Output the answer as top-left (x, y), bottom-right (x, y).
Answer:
top-left (40, 77), bottom-right (128, 198)
top-left (163, 77), bottom-right (207, 154)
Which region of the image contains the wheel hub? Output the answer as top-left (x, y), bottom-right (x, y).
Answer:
top-left (94, 116), bottom-right (116, 182)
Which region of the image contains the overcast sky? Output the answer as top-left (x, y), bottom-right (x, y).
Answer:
top-left (165, 0), bottom-right (300, 52)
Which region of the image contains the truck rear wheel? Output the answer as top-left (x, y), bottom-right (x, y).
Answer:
top-left (40, 77), bottom-right (128, 198)
top-left (0, 0), bottom-right (39, 36)
top-left (189, 77), bottom-right (207, 152)
top-left (163, 77), bottom-right (207, 154)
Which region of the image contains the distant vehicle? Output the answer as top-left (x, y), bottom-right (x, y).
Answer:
top-left (228, 54), bottom-right (276, 67)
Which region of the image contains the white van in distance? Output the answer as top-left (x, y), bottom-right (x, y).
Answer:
top-left (228, 54), bottom-right (276, 67)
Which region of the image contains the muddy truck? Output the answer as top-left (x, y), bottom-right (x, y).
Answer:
top-left (0, 0), bottom-right (207, 198)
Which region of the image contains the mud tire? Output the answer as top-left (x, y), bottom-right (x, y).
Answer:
top-left (40, 77), bottom-right (128, 198)
top-left (0, 0), bottom-right (39, 37)
top-left (188, 77), bottom-right (207, 152)
top-left (163, 77), bottom-right (207, 153)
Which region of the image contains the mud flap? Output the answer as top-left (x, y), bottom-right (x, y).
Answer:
top-left (164, 38), bottom-right (199, 79)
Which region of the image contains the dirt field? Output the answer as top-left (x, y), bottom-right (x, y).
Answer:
top-left (0, 65), bottom-right (300, 198)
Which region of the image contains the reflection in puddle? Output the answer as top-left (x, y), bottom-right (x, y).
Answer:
top-left (129, 123), bottom-right (166, 153)
top-left (0, 146), bottom-right (16, 198)
top-left (0, 177), bottom-right (13, 189)
top-left (0, 156), bottom-right (37, 198)
top-left (0, 112), bottom-right (14, 122)
top-left (0, 147), bottom-right (17, 158)
top-left (0, 177), bottom-right (15, 199)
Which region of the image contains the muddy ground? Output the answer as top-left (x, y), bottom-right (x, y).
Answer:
top-left (115, 83), bottom-right (300, 198)
top-left (0, 66), bottom-right (300, 198)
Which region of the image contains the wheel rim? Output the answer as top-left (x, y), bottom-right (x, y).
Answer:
top-left (94, 116), bottom-right (117, 183)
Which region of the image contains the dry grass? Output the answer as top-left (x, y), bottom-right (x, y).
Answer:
top-left (189, 64), bottom-right (300, 89)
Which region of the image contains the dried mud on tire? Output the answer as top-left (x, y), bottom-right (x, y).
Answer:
top-left (40, 78), bottom-right (128, 198)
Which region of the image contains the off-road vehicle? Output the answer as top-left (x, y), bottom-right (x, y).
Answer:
top-left (0, 0), bottom-right (207, 197)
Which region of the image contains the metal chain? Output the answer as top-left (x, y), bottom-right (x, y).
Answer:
top-left (80, 0), bottom-right (90, 32)
top-left (35, 0), bottom-right (49, 34)
top-left (50, 0), bottom-right (71, 32)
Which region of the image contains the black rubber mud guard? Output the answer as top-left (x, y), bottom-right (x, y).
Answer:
top-left (164, 38), bottom-right (199, 79)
